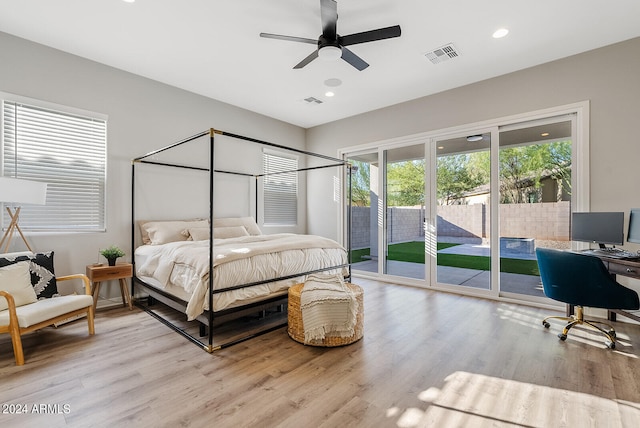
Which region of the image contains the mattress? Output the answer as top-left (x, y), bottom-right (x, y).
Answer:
top-left (135, 233), bottom-right (347, 320)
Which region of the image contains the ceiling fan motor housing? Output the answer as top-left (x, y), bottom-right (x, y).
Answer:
top-left (260, 0), bottom-right (401, 70)
top-left (318, 35), bottom-right (342, 60)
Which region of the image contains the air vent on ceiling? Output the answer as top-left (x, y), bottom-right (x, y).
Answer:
top-left (302, 96), bottom-right (323, 105)
top-left (424, 43), bottom-right (459, 64)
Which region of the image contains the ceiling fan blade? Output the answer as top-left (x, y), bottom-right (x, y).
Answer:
top-left (293, 50), bottom-right (319, 69)
top-left (320, 0), bottom-right (338, 40)
top-left (341, 47), bottom-right (369, 71)
top-left (260, 33), bottom-right (317, 45)
top-left (340, 25), bottom-right (402, 46)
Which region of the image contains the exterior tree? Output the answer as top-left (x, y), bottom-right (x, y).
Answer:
top-left (386, 160), bottom-right (424, 206)
top-left (348, 140), bottom-right (570, 207)
top-left (499, 141), bottom-right (571, 203)
top-left (350, 160), bottom-right (371, 207)
top-left (436, 153), bottom-right (488, 205)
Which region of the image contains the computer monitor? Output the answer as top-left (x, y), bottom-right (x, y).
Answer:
top-left (628, 209), bottom-right (640, 244)
top-left (571, 212), bottom-right (624, 248)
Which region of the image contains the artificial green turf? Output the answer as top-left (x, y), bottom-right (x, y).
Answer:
top-left (350, 248), bottom-right (371, 263)
top-left (352, 241), bottom-right (540, 276)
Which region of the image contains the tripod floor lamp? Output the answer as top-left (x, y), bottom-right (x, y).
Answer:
top-left (0, 177), bottom-right (48, 253)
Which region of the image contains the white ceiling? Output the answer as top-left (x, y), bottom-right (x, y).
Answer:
top-left (1, 0), bottom-right (640, 129)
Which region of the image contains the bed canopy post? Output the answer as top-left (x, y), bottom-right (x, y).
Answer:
top-left (347, 162), bottom-right (353, 277)
top-left (207, 129), bottom-right (217, 352)
top-left (255, 176), bottom-right (259, 225)
top-left (131, 160), bottom-right (136, 296)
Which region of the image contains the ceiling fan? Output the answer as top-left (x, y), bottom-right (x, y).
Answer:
top-left (260, 0), bottom-right (401, 71)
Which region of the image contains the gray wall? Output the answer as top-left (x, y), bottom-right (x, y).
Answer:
top-left (0, 31), bottom-right (306, 294)
top-left (306, 37), bottom-right (640, 252)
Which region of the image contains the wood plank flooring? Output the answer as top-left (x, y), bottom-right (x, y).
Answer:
top-left (1, 278), bottom-right (639, 428)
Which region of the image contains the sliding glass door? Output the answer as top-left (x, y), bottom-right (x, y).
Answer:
top-left (498, 118), bottom-right (573, 299)
top-left (384, 144), bottom-right (426, 279)
top-left (348, 143), bottom-right (427, 281)
top-left (434, 132), bottom-right (492, 290)
top-left (344, 105), bottom-right (582, 306)
top-left (348, 152), bottom-right (380, 275)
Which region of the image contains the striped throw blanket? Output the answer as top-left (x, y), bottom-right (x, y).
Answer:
top-left (300, 273), bottom-right (358, 343)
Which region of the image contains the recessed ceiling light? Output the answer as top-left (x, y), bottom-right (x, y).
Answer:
top-left (541, 132), bottom-right (550, 137)
top-left (493, 28), bottom-right (509, 39)
top-left (437, 146), bottom-right (444, 150)
top-left (466, 135), bottom-right (483, 142)
top-left (123, 0), bottom-right (135, 3)
top-left (324, 78), bottom-right (342, 87)
top-left (325, 91), bottom-right (335, 97)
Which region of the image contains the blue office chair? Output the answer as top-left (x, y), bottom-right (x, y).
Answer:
top-left (536, 248), bottom-right (640, 349)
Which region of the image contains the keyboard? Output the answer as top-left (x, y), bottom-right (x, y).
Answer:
top-left (588, 248), bottom-right (640, 259)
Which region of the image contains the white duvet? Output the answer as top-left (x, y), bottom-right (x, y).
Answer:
top-left (135, 233), bottom-right (347, 319)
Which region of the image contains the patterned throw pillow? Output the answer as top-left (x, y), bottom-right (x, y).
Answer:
top-left (0, 251), bottom-right (59, 299)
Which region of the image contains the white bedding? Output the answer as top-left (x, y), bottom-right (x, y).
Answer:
top-left (135, 233), bottom-right (347, 320)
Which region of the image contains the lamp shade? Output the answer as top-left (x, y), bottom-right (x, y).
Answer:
top-left (0, 177), bottom-right (48, 205)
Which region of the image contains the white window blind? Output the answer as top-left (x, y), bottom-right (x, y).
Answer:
top-left (2, 99), bottom-right (107, 231)
top-left (263, 150), bottom-right (298, 225)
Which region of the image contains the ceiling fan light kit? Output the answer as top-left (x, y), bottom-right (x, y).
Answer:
top-left (318, 45), bottom-right (342, 60)
top-left (260, 0), bottom-right (401, 71)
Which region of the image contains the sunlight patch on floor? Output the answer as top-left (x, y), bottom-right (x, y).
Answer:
top-left (387, 371), bottom-right (637, 427)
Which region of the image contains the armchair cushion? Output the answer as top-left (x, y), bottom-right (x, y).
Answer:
top-left (0, 294), bottom-right (93, 328)
top-left (0, 251), bottom-right (58, 299)
top-left (0, 261), bottom-right (37, 311)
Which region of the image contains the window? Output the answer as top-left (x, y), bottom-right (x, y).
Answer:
top-left (263, 150), bottom-right (298, 225)
top-left (1, 96), bottom-right (107, 232)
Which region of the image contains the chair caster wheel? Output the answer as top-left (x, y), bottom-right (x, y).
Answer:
top-left (543, 321), bottom-right (550, 329)
top-left (558, 333), bottom-right (567, 341)
top-left (608, 330), bottom-right (616, 339)
top-left (606, 341), bottom-right (615, 349)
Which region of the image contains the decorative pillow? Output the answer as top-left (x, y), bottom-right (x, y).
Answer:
top-left (214, 226), bottom-right (249, 239)
top-left (212, 217), bottom-right (262, 236)
top-left (181, 227), bottom-right (210, 241)
top-left (141, 220), bottom-right (208, 245)
top-left (0, 251), bottom-right (58, 299)
top-left (189, 227), bottom-right (210, 241)
top-left (0, 261), bottom-right (38, 311)
top-left (180, 226), bottom-right (249, 241)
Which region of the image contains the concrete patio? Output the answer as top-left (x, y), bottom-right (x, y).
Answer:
top-left (352, 243), bottom-right (545, 298)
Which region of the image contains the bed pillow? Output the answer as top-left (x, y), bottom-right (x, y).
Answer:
top-left (139, 219), bottom-right (207, 244)
top-left (0, 261), bottom-right (38, 311)
top-left (0, 251), bottom-right (58, 299)
top-left (213, 217), bottom-right (262, 236)
top-left (141, 220), bottom-right (209, 245)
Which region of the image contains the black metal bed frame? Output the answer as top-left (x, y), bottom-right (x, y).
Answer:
top-left (131, 128), bottom-right (352, 352)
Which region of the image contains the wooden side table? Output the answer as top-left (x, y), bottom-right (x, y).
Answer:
top-left (86, 263), bottom-right (133, 311)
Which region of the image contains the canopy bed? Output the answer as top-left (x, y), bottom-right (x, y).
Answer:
top-left (131, 129), bottom-right (352, 352)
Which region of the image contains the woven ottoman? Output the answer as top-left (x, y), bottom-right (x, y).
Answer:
top-left (287, 282), bottom-right (364, 347)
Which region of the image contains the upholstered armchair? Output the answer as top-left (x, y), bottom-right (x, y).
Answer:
top-left (0, 252), bottom-right (95, 365)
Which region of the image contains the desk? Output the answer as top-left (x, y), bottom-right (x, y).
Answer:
top-left (568, 255), bottom-right (640, 323)
top-left (86, 263), bottom-right (133, 311)
top-left (600, 257), bottom-right (640, 322)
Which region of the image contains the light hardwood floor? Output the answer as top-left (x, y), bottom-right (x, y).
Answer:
top-left (1, 278), bottom-right (639, 428)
